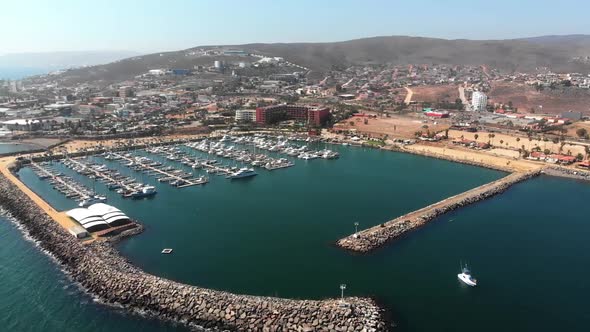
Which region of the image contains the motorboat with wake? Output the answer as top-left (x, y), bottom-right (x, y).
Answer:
top-left (457, 263), bottom-right (477, 286)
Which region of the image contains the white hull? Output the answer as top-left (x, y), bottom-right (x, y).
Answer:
top-left (458, 273), bottom-right (477, 286)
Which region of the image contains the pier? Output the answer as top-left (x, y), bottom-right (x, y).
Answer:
top-left (30, 161), bottom-right (90, 199)
top-left (113, 152), bottom-right (207, 188)
top-left (64, 157), bottom-right (138, 193)
top-left (337, 170), bottom-right (541, 253)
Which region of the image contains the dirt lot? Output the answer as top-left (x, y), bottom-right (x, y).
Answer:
top-left (334, 113), bottom-right (451, 139)
top-left (410, 84), bottom-right (460, 103)
top-left (488, 82), bottom-right (590, 115)
top-left (564, 121), bottom-right (590, 138)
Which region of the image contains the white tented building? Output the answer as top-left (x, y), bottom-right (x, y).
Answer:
top-left (471, 91), bottom-right (488, 112)
top-left (66, 203), bottom-right (131, 233)
top-left (235, 109), bottom-right (257, 122)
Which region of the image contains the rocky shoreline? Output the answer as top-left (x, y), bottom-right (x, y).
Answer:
top-left (337, 171), bottom-right (541, 253)
top-left (0, 163), bottom-right (388, 332)
top-left (543, 166), bottom-right (590, 182)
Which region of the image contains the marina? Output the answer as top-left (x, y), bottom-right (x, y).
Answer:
top-left (22, 135), bottom-right (343, 209)
top-left (6, 141), bottom-right (590, 332)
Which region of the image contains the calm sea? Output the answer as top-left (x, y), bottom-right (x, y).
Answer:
top-left (4, 144), bottom-right (590, 331)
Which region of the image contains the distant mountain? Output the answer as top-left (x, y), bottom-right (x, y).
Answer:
top-left (239, 35), bottom-right (590, 72)
top-left (0, 51), bottom-right (140, 79)
top-left (519, 34), bottom-right (590, 46)
top-left (28, 35), bottom-right (590, 84)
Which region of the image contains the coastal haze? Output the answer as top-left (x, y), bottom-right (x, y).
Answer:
top-left (2, 1), bottom-right (590, 331)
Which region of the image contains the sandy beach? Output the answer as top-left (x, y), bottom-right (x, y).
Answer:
top-left (400, 143), bottom-right (543, 172)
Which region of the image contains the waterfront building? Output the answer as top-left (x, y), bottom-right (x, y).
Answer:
top-left (255, 104), bottom-right (330, 126)
top-left (235, 109), bottom-right (257, 122)
top-left (66, 203), bottom-right (131, 233)
top-left (471, 91), bottom-right (488, 112)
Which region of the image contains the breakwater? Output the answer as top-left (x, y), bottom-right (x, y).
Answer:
top-left (0, 163), bottom-right (388, 331)
top-left (543, 166), bottom-right (590, 182)
top-left (337, 171), bottom-right (540, 253)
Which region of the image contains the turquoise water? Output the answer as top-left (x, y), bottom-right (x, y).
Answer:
top-left (6, 144), bottom-right (590, 331)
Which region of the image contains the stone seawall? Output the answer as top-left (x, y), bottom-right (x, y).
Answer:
top-left (0, 169), bottom-right (388, 331)
top-left (543, 166), bottom-right (590, 182)
top-left (337, 171), bottom-right (540, 253)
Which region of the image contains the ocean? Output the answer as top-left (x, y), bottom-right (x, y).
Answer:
top-left (3, 144), bottom-right (590, 331)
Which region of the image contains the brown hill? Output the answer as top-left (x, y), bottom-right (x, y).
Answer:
top-left (37, 35), bottom-right (590, 85)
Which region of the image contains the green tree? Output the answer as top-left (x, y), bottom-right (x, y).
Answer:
top-left (474, 134), bottom-right (479, 141)
top-left (576, 128), bottom-right (588, 138)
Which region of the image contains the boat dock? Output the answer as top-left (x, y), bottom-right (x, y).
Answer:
top-left (64, 158), bottom-right (139, 194)
top-left (30, 162), bottom-right (91, 200)
top-left (113, 153), bottom-right (207, 188)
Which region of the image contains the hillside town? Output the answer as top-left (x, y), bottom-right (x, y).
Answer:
top-left (1, 49), bottom-right (590, 171)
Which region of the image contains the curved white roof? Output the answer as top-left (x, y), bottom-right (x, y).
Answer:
top-left (67, 204), bottom-right (130, 231)
top-left (88, 203), bottom-right (129, 225)
top-left (66, 208), bottom-right (102, 224)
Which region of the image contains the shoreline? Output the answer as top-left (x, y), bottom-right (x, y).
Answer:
top-left (0, 161), bottom-right (389, 331)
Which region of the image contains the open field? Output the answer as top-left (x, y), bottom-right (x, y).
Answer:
top-left (488, 81), bottom-right (590, 115)
top-left (564, 121), bottom-right (590, 138)
top-left (410, 84), bottom-right (460, 102)
top-left (334, 114), bottom-right (451, 139)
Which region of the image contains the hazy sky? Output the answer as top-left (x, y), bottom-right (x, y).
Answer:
top-left (2, 0), bottom-right (589, 54)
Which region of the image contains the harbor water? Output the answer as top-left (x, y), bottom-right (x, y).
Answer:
top-left (4, 144), bottom-right (590, 331)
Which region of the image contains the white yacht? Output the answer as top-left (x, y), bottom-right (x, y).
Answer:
top-left (227, 167), bottom-right (257, 179)
top-left (457, 264), bottom-right (477, 286)
top-left (79, 195), bottom-right (107, 207)
top-left (130, 185), bottom-right (157, 199)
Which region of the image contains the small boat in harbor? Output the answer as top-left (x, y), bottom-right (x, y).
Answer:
top-left (79, 195), bottom-right (107, 207)
top-left (457, 263), bottom-right (477, 287)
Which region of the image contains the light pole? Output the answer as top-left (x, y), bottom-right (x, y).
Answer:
top-left (353, 222), bottom-right (359, 239)
top-left (340, 284), bottom-right (347, 303)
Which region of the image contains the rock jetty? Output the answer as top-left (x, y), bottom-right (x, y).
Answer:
top-left (0, 164), bottom-right (388, 331)
top-left (337, 171), bottom-right (541, 253)
top-left (543, 166), bottom-right (590, 182)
